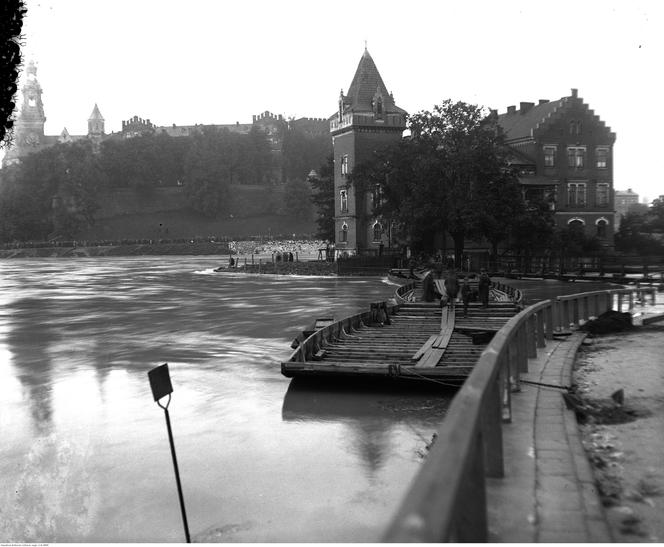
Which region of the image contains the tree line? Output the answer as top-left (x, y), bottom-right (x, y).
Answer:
top-left (0, 125), bottom-right (331, 241)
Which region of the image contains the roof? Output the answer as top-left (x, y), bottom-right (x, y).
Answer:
top-left (343, 49), bottom-right (406, 115)
top-left (89, 104), bottom-right (104, 121)
top-left (497, 99), bottom-right (564, 141)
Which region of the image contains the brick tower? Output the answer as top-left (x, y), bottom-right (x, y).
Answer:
top-left (330, 48), bottom-right (407, 257)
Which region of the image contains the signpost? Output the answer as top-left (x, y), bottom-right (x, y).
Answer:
top-left (148, 363), bottom-right (190, 543)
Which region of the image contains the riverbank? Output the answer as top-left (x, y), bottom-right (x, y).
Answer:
top-left (574, 324), bottom-right (664, 542)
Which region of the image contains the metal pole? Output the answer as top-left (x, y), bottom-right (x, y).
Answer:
top-left (163, 406), bottom-right (190, 543)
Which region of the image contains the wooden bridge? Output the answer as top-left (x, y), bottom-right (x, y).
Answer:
top-left (281, 275), bottom-right (522, 383)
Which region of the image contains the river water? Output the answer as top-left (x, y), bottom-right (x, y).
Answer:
top-left (0, 257), bottom-right (452, 543)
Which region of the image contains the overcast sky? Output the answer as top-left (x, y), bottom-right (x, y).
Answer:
top-left (5, 0), bottom-right (664, 202)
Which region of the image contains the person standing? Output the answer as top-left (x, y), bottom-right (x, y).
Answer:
top-left (461, 277), bottom-right (471, 317)
top-left (444, 270), bottom-right (460, 311)
top-left (479, 269), bottom-right (491, 308)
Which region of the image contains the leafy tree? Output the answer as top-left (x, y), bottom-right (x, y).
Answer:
top-left (614, 210), bottom-right (664, 255)
top-left (182, 129), bottom-right (230, 217)
top-left (309, 156), bottom-right (334, 241)
top-left (0, 140), bottom-right (105, 240)
top-left (350, 100), bottom-right (521, 263)
top-left (508, 199), bottom-right (556, 269)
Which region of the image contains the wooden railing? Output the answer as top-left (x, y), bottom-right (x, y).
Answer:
top-left (383, 285), bottom-right (656, 542)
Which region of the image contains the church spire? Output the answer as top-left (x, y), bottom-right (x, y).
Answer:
top-left (88, 103), bottom-right (105, 136)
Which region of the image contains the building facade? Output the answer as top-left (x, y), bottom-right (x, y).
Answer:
top-left (330, 48), bottom-right (407, 256)
top-left (496, 89), bottom-right (616, 247)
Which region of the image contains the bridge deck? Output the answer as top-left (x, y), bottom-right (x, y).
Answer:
top-left (281, 295), bottom-right (519, 383)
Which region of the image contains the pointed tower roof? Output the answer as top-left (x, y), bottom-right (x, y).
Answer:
top-left (89, 103), bottom-right (104, 121)
top-left (344, 49), bottom-right (405, 114)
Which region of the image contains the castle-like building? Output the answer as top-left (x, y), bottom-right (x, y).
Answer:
top-left (3, 61), bottom-right (329, 168)
top-left (330, 48), bottom-right (407, 257)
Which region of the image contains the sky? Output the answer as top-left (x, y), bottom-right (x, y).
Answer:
top-left (3, 0), bottom-right (664, 202)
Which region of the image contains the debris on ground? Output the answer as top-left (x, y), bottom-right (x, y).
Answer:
top-left (579, 310), bottom-right (634, 335)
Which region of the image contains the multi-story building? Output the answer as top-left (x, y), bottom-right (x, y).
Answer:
top-left (496, 89), bottom-right (616, 247)
top-left (330, 48), bottom-right (407, 256)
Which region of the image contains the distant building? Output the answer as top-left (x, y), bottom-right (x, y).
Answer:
top-left (3, 61), bottom-right (330, 175)
top-left (614, 188), bottom-right (640, 229)
top-left (330, 48), bottom-right (407, 256)
top-left (496, 89), bottom-right (616, 247)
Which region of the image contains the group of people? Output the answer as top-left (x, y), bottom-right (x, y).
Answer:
top-left (442, 269), bottom-right (491, 317)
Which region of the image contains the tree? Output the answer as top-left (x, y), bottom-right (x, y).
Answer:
top-left (351, 100), bottom-right (521, 264)
top-left (182, 129), bottom-right (230, 217)
top-left (0, 140), bottom-right (105, 240)
top-left (309, 156), bottom-right (334, 241)
top-left (0, 0), bottom-right (25, 146)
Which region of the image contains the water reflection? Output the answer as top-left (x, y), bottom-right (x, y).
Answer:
top-left (283, 378), bottom-right (451, 474)
top-left (5, 297), bottom-right (57, 434)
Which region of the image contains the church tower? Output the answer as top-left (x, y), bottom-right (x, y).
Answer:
top-left (330, 48), bottom-right (407, 257)
top-left (13, 60), bottom-right (47, 156)
top-left (88, 103), bottom-right (105, 137)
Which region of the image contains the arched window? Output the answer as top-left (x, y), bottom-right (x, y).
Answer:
top-left (596, 218), bottom-right (609, 238)
top-left (372, 222), bottom-right (383, 242)
top-left (339, 223), bottom-right (348, 243)
top-left (376, 96), bottom-right (383, 115)
top-left (340, 189), bottom-right (348, 213)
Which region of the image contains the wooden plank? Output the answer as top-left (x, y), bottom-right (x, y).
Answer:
top-left (411, 335), bottom-right (438, 360)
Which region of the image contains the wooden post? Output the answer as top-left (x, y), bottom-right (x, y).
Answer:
top-left (572, 299), bottom-right (579, 328)
top-left (498, 355), bottom-right (512, 423)
top-left (536, 311), bottom-right (546, 348)
top-left (545, 304), bottom-right (554, 340)
top-left (617, 293), bottom-right (623, 312)
top-left (454, 433), bottom-right (488, 542)
top-left (527, 316), bottom-right (537, 358)
top-left (481, 378), bottom-right (504, 478)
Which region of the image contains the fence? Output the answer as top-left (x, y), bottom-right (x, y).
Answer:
top-left (383, 285), bottom-right (656, 542)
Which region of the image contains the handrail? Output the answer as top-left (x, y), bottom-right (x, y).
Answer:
top-left (384, 284), bottom-right (656, 542)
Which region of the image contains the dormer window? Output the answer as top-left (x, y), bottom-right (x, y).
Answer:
top-left (376, 97), bottom-right (383, 115)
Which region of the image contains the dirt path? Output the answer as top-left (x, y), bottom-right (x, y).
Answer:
top-left (574, 324), bottom-right (664, 542)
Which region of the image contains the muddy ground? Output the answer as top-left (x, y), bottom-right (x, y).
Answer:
top-left (574, 324), bottom-right (664, 542)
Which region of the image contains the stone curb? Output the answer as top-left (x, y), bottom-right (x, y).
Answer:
top-left (560, 332), bottom-right (614, 543)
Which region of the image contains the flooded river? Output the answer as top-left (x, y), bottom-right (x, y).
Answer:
top-left (0, 257), bottom-right (451, 542)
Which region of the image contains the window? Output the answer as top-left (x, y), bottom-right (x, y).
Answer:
top-left (339, 223), bottom-right (348, 243)
top-left (340, 189), bottom-right (348, 213)
top-left (569, 120), bottom-right (582, 135)
top-left (596, 219), bottom-right (608, 238)
top-left (376, 97), bottom-right (383, 115)
top-left (372, 222), bottom-right (383, 242)
top-left (543, 146), bottom-right (557, 167)
top-left (596, 147), bottom-right (608, 169)
top-left (341, 155), bottom-right (349, 176)
top-left (372, 185), bottom-right (383, 209)
top-left (567, 147), bottom-right (585, 168)
top-left (596, 183), bottom-right (609, 207)
top-left (568, 182), bottom-right (587, 207)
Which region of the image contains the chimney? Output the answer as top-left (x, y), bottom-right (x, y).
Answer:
top-left (538, 99), bottom-right (549, 105)
top-left (571, 88), bottom-right (578, 98)
top-left (520, 102), bottom-right (535, 113)
top-left (507, 105), bottom-right (516, 114)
